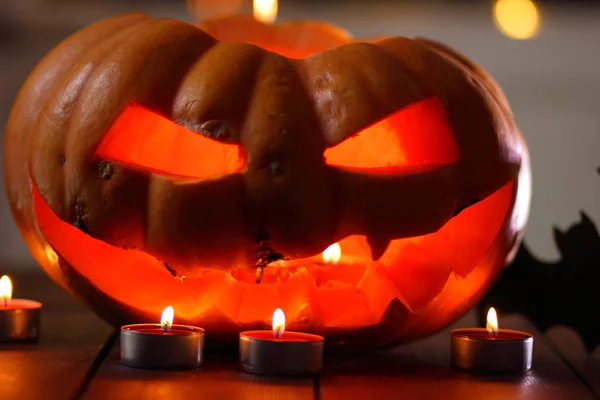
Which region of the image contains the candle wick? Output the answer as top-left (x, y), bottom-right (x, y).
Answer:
top-left (274, 326), bottom-right (283, 339)
top-left (2, 297), bottom-right (7, 308)
top-left (162, 323), bottom-right (170, 333)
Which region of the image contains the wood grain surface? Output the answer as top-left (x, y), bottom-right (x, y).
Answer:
top-left (546, 326), bottom-right (600, 398)
top-left (0, 272), bottom-right (114, 400)
top-left (0, 271), bottom-right (595, 400)
top-left (82, 345), bottom-right (315, 400)
top-left (319, 314), bottom-right (597, 400)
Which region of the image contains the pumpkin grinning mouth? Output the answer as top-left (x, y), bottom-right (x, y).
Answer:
top-left (31, 152), bottom-right (515, 334)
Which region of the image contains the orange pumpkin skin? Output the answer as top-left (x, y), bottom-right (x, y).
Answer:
top-left (4, 13), bottom-right (530, 350)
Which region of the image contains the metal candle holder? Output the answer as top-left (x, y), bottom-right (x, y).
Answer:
top-left (239, 330), bottom-right (324, 376)
top-left (121, 323), bottom-right (204, 369)
top-left (0, 299), bottom-right (41, 342)
top-left (451, 328), bottom-right (533, 374)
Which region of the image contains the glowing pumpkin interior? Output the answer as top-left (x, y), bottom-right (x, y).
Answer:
top-left (31, 17), bottom-right (516, 345)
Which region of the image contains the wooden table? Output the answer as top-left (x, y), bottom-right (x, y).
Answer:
top-left (0, 272), bottom-right (597, 400)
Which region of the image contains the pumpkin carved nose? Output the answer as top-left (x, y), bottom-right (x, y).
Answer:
top-left (243, 151), bottom-right (340, 260)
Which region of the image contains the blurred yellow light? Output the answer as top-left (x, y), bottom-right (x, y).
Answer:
top-left (254, 0), bottom-right (278, 24)
top-left (493, 0), bottom-right (540, 40)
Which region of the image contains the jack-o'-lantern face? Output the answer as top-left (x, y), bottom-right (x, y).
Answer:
top-left (5, 13), bottom-right (530, 350)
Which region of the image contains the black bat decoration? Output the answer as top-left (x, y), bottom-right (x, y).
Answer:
top-left (478, 167), bottom-right (600, 351)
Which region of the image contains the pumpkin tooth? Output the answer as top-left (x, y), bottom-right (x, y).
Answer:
top-left (254, 240), bottom-right (285, 284)
top-left (358, 263), bottom-right (412, 315)
top-left (366, 235), bottom-right (391, 261)
top-left (282, 268), bottom-right (318, 328)
top-left (162, 262), bottom-right (177, 277)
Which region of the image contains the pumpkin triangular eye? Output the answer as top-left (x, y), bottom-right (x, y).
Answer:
top-left (323, 98), bottom-right (460, 172)
top-left (96, 103), bottom-right (245, 179)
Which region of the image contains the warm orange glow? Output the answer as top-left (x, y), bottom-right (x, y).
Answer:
top-left (33, 177), bottom-right (514, 328)
top-left (487, 307), bottom-right (499, 335)
top-left (186, 0), bottom-right (243, 20)
top-left (199, 15), bottom-right (351, 59)
top-left (272, 308), bottom-right (285, 338)
top-left (322, 243), bottom-right (342, 265)
top-left (379, 181), bottom-right (514, 310)
top-left (324, 98), bottom-right (460, 172)
top-left (253, 0), bottom-right (277, 24)
top-left (96, 104), bottom-right (244, 180)
top-left (161, 306), bottom-right (174, 331)
top-left (0, 275), bottom-right (12, 305)
top-left (2, 0), bottom-right (528, 349)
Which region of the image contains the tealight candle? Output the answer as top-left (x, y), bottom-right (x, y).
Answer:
top-left (239, 308), bottom-right (324, 375)
top-left (0, 275), bottom-right (42, 342)
top-left (120, 306), bottom-right (204, 369)
top-left (451, 307), bottom-right (533, 374)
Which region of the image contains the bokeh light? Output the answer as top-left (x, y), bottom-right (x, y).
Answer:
top-left (493, 0), bottom-right (540, 40)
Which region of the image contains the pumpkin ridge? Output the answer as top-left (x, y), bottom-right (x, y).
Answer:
top-left (417, 37), bottom-right (520, 164)
top-left (234, 50), bottom-right (336, 258)
top-left (31, 19), bottom-right (154, 222)
top-left (374, 36), bottom-right (520, 208)
top-left (56, 18), bottom-right (216, 236)
top-left (173, 41), bottom-right (266, 143)
top-left (6, 13), bottom-right (150, 224)
top-left (414, 37), bottom-right (512, 116)
top-left (5, 13), bottom-right (151, 287)
top-left (29, 19), bottom-right (150, 221)
top-left (296, 42), bottom-right (425, 147)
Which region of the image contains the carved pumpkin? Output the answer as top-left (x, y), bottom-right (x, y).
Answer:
top-left (4, 13), bottom-right (530, 350)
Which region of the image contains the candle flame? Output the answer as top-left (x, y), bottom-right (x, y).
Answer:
top-left (493, 0), bottom-right (540, 40)
top-left (272, 308), bottom-right (285, 338)
top-left (487, 307), bottom-right (499, 336)
top-left (322, 243), bottom-right (341, 265)
top-left (161, 306), bottom-right (174, 332)
top-left (253, 0), bottom-right (277, 24)
top-left (0, 275), bottom-right (12, 306)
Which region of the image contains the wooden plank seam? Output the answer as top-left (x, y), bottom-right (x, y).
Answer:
top-left (543, 334), bottom-right (599, 399)
top-left (72, 329), bottom-right (119, 400)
